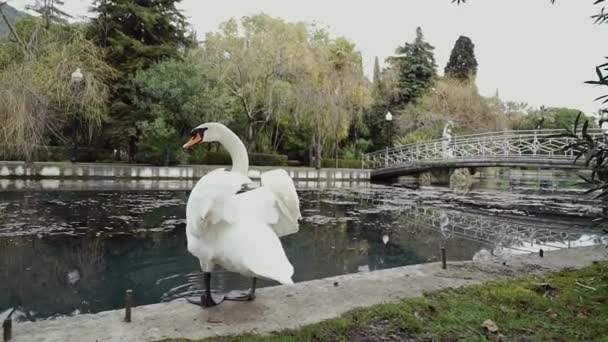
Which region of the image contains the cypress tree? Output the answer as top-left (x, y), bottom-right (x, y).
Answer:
top-left (444, 35), bottom-right (478, 81)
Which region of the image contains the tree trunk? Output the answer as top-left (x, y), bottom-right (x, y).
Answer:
top-left (246, 118), bottom-right (255, 152)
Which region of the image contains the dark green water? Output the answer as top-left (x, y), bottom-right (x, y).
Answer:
top-left (0, 169), bottom-right (605, 321)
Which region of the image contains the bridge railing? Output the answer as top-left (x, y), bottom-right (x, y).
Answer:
top-left (363, 129), bottom-right (605, 170)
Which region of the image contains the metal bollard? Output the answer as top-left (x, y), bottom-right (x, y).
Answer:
top-left (3, 318), bottom-right (11, 341)
top-left (125, 289), bottom-right (134, 322)
top-left (441, 247), bottom-right (447, 269)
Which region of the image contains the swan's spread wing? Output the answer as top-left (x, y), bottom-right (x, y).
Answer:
top-left (186, 170), bottom-right (251, 236)
top-left (260, 169), bottom-right (301, 237)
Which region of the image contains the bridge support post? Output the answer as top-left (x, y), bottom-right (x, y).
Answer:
top-left (450, 168), bottom-right (475, 191)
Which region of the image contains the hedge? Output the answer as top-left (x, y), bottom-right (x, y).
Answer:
top-left (1, 146), bottom-right (115, 162)
top-left (321, 158), bottom-right (362, 169)
top-left (188, 151), bottom-right (288, 166)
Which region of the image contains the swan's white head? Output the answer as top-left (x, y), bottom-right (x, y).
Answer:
top-left (182, 122), bottom-right (227, 150)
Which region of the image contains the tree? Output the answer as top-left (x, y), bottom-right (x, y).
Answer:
top-left (294, 32), bottom-right (372, 167)
top-left (88, 0), bottom-right (192, 159)
top-left (394, 78), bottom-right (507, 143)
top-left (444, 35), bottom-right (478, 81)
top-left (394, 27), bottom-right (437, 107)
top-left (131, 57), bottom-right (236, 137)
top-left (0, 17), bottom-right (113, 159)
top-left (136, 117), bottom-right (184, 166)
top-left (510, 107), bottom-right (596, 130)
top-left (200, 14), bottom-right (308, 152)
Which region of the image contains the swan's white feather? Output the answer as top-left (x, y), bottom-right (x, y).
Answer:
top-left (259, 169), bottom-right (301, 237)
top-left (186, 168), bottom-right (294, 284)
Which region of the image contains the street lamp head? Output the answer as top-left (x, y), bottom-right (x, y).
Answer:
top-left (385, 111), bottom-right (393, 122)
top-left (71, 68), bottom-right (83, 83)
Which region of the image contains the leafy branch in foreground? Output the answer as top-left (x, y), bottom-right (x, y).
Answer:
top-left (551, 113), bottom-right (608, 228)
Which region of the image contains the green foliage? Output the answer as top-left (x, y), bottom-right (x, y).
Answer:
top-left (0, 16), bottom-right (113, 159)
top-left (88, 0), bottom-right (192, 156)
top-left (136, 118), bottom-right (185, 165)
top-left (321, 159), bottom-right (362, 169)
top-left (552, 113), bottom-right (608, 228)
top-left (395, 78), bottom-right (507, 138)
top-left (250, 153), bottom-right (288, 166)
top-left (511, 107), bottom-right (597, 130)
top-left (394, 27), bottom-right (437, 107)
top-left (444, 36), bottom-right (478, 81)
top-left (132, 58), bottom-right (236, 135)
top-left (394, 129), bottom-right (440, 147)
top-left (0, 145), bottom-right (113, 162)
top-left (187, 150), bottom-right (287, 166)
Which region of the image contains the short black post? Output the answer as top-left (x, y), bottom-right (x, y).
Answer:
top-left (441, 247), bottom-right (447, 269)
top-left (3, 318), bottom-right (11, 341)
top-left (539, 249), bottom-right (544, 258)
top-left (124, 289), bottom-right (133, 322)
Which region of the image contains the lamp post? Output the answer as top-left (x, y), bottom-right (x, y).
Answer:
top-left (70, 67), bottom-right (83, 163)
top-left (385, 111), bottom-right (393, 167)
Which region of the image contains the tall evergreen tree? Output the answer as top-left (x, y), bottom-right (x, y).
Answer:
top-left (88, 0), bottom-right (192, 158)
top-left (395, 27), bottom-right (437, 107)
top-left (444, 35), bottom-right (478, 81)
top-left (372, 56), bottom-right (384, 98)
top-left (373, 56), bottom-right (381, 84)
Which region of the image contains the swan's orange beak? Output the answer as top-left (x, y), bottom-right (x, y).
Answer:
top-left (183, 132), bottom-right (203, 150)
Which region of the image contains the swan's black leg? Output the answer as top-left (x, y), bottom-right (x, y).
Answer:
top-left (225, 277), bottom-right (257, 301)
top-left (187, 272), bottom-right (224, 308)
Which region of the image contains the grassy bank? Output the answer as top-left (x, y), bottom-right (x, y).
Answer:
top-left (170, 261), bottom-right (608, 342)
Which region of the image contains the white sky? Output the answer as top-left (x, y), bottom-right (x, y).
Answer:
top-left (8, 0), bottom-right (608, 115)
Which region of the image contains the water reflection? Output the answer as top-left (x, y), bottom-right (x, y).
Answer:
top-left (0, 175), bottom-right (605, 321)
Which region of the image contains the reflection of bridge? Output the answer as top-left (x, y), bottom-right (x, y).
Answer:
top-left (399, 206), bottom-right (601, 253)
top-left (363, 129), bottom-right (603, 181)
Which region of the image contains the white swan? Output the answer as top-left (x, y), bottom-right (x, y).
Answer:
top-left (182, 122), bottom-right (301, 307)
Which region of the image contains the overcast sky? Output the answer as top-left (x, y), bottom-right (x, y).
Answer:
top-left (9, 0), bottom-right (607, 115)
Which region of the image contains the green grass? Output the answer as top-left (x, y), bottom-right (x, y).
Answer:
top-left (167, 261), bottom-right (608, 342)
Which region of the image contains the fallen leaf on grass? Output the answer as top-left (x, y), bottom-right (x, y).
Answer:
top-left (482, 319), bottom-right (499, 333)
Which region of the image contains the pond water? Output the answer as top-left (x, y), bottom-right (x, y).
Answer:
top-left (0, 168), bottom-right (606, 321)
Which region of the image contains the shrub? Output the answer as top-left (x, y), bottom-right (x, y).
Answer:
top-left (136, 118), bottom-right (185, 166)
top-left (250, 153), bottom-right (287, 166)
top-left (321, 158), bottom-right (362, 169)
top-left (187, 150), bottom-right (287, 166)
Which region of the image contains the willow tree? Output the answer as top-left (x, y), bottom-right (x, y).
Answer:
top-left (294, 32), bottom-right (372, 167)
top-left (200, 14), bottom-right (309, 152)
top-left (0, 17), bottom-right (113, 159)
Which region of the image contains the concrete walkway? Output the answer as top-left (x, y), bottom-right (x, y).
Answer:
top-left (11, 246), bottom-right (607, 342)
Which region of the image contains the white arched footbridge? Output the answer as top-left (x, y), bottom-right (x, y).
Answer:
top-left (363, 129), bottom-right (603, 181)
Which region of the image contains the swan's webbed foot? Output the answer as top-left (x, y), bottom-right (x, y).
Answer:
top-left (225, 277), bottom-right (257, 302)
top-left (187, 271), bottom-right (224, 308)
top-left (224, 289), bottom-right (255, 301)
top-left (187, 293), bottom-right (225, 308)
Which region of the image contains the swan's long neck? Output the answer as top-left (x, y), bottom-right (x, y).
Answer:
top-left (216, 126), bottom-right (249, 176)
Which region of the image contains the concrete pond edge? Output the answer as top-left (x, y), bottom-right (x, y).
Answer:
top-left (8, 245), bottom-right (607, 342)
